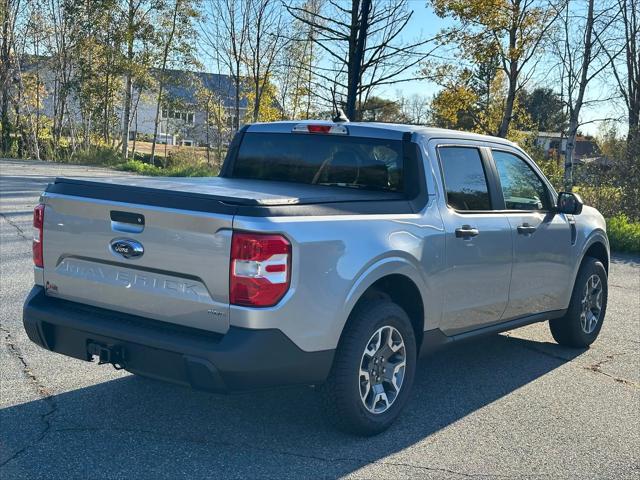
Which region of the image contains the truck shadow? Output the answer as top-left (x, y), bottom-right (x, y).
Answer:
top-left (0, 333), bottom-right (584, 478)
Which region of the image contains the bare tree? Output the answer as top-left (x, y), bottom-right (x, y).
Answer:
top-left (554, 0), bottom-right (621, 189)
top-left (13, 0), bottom-right (48, 160)
top-left (398, 92), bottom-right (429, 125)
top-left (120, 0), bottom-right (155, 160)
top-left (601, 0), bottom-right (639, 153)
top-left (44, 0), bottom-right (75, 156)
top-left (201, 0), bottom-right (250, 131)
top-left (1, 0), bottom-right (22, 154)
top-left (286, 0), bottom-right (440, 120)
top-left (196, 82), bottom-right (230, 165)
top-left (246, 0), bottom-right (287, 122)
top-left (149, 0), bottom-right (197, 166)
top-left (275, 0), bottom-right (320, 120)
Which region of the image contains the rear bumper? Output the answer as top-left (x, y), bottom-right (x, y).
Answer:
top-left (23, 286), bottom-right (334, 393)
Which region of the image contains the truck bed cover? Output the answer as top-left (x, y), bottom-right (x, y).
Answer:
top-left (45, 176), bottom-right (410, 216)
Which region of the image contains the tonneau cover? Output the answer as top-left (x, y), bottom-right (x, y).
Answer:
top-left (46, 176), bottom-right (405, 210)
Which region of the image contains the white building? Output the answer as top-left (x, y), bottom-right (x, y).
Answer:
top-left (128, 69), bottom-right (249, 146)
top-left (28, 59), bottom-right (248, 147)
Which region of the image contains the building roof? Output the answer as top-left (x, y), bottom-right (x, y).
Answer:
top-left (537, 131), bottom-right (564, 138)
top-left (161, 69), bottom-right (249, 108)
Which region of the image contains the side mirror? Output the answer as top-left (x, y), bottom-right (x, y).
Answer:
top-left (556, 192), bottom-right (584, 215)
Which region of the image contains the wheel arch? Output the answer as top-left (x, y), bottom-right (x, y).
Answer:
top-left (341, 259), bottom-right (427, 352)
top-left (566, 232), bottom-right (610, 307)
top-left (583, 237), bottom-right (609, 273)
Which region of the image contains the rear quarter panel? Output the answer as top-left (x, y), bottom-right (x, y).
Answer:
top-left (231, 198), bottom-right (446, 352)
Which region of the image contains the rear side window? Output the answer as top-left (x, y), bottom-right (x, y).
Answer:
top-left (231, 132), bottom-right (403, 192)
top-left (438, 147), bottom-right (491, 210)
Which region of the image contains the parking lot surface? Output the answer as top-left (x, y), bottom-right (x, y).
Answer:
top-left (1, 159), bottom-right (639, 479)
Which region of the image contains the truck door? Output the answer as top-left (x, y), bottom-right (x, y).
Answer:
top-left (489, 148), bottom-right (574, 318)
top-left (431, 143), bottom-right (513, 335)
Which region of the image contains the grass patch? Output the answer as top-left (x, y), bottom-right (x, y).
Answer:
top-left (607, 215), bottom-right (640, 253)
top-left (116, 159), bottom-right (219, 177)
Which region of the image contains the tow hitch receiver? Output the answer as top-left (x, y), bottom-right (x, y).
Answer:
top-left (87, 341), bottom-right (126, 370)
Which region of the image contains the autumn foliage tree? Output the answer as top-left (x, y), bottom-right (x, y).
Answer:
top-left (429, 0), bottom-right (562, 137)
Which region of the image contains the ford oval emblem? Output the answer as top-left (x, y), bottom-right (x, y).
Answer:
top-left (110, 239), bottom-right (144, 259)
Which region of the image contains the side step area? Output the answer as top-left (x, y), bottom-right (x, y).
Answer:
top-left (420, 309), bottom-right (567, 356)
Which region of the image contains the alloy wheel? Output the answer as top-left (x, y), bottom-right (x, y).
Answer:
top-left (359, 325), bottom-right (407, 414)
top-left (580, 274), bottom-right (603, 334)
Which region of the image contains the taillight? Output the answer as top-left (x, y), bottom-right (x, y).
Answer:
top-left (230, 232), bottom-right (291, 307)
top-left (33, 204), bottom-right (45, 268)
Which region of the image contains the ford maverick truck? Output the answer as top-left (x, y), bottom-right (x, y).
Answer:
top-left (23, 121), bottom-right (609, 435)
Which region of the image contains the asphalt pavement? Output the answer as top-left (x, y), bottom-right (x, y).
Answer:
top-left (1, 159), bottom-right (639, 479)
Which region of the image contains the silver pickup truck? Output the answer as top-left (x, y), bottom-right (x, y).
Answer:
top-left (23, 121), bottom-right (609, 435)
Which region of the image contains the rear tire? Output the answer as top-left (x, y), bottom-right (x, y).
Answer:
top-left (319, 299), bottom-right (417, 436)
top-left (549, 257), bottom-right (607, 348)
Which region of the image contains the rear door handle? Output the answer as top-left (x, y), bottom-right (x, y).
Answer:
top-left (455, 225), bottom-right (479, 238)
top-left (517, 223), bottom-right (537, 235)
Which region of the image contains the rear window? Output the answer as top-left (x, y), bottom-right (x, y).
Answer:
top-left (438, 146), bottom-right (492, 210)
top-left (231, 132), bottom-right (404, 192)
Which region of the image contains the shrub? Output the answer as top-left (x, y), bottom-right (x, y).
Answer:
top-left (117, 159), bottom-right (219, 177)
top-left (607, 215), bottom-right (640, 253)
top-left (536, 158), bottom-right (564, 192)
top-left (165, 148), bottom-right (205, 168)
top-left (54, 145), bottom-right (122, 166)
top-left (573, 185), bottom-right (623, 219)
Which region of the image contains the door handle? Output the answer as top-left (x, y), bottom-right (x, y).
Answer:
top-left (111, 211), bottom-right (145, 233)
top-left (455, 225), bottom-right (479, 238)
top-left (517, 223), bottom-right (537, 235)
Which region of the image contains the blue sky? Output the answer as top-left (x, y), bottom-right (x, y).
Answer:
top-left (377, 2), bottom-right (444, 99)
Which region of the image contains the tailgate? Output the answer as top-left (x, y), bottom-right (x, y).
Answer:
top-left (41, 193), bottom-right (232, 334)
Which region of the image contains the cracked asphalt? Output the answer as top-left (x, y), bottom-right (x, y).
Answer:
top-left (1, 159), bottom-right (639, 479)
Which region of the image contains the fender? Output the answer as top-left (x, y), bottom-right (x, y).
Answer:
top-left (338, 254), bottom-right (429, 336)
top-left (573, 228), bottom-right (610, 281)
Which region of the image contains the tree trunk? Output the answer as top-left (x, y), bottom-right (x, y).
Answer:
top-left (121, 0), bottom-right (135, 160)
top-left (103, 70), bottom-right (110, 143)
top-left (150, 0), bottom-right (180, 166)
top-left (346, 0), bottom-right (371, 120)
top-left (1, 0), bottom-right (12, 154)
top-left (132, 106), bottom-right (138, 159)
top-left (150, 81), bottom-right (165, 166)
top-left (305, 27), bottom-right (314, 119)
top-left (564, 0), bottom-right (595, 191)
top-left (628, 111), bottom-right (639, 157)
top-left (15, 86), bottom-right (22, 157)
top-left (497, 17), bottom-right (519, 138)
top-left (251, 3), bottom-right (263, 123)
top-left (234, 64), bottom-right (240, 130)
top-left (497, 63), bottom-right (517, 138)
top-left (205, 103), bottom-right (211, 165)
top-left (564, 118), bottom-right (579, 190)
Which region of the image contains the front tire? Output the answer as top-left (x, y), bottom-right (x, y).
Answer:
top-left (319, 299), bottom-right (417, 436)
top-left (549, 257), bottom-right (608, 348)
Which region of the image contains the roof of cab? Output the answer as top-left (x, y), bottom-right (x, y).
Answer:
top-left (246, 120), bottom-right (518, 147)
